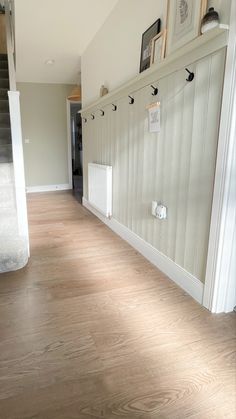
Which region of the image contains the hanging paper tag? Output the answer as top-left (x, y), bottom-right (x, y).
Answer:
top-left (147, 102), bottom-right (161, 133)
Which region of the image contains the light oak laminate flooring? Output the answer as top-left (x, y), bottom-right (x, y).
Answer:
top-left (0, 191), bottom-right (235, 419)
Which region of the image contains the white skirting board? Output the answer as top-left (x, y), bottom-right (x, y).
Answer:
top-left (83, 197), bottom-right (204, 304)
top-left (26, 184), bottom-right (71, 193)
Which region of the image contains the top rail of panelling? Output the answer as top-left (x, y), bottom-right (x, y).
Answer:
top-left (81, 25), bottom-right (229, 116)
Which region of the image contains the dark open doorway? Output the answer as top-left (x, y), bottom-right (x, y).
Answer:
top-left (70, 102), bottom-right (83, 202)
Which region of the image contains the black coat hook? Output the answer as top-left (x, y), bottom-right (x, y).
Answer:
top-left (100, 109), bottom-right (105, 116)
top-left (82, 117), bottom-right (87, 123)
top-left (112, 104), bottom-right (117, 111)
top-left (91, 114), bottom-right (95, 120)
top-left (185, 68), bottom-right (194, 82)
top-left (151, 85), bottom-right (158, 96)
top-left (128, 95), bottom-right (134, 104)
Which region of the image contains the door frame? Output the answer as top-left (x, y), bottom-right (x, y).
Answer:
top-left (66, 99), bottom-right (73, 190)
top-left (203, 1), bottom-right (236, 313)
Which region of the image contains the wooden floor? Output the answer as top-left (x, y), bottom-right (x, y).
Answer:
top-left (0, 192), bottom-right (235, 419)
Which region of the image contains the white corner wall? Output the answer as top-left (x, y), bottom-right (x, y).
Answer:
top-left (81, 0), bottom-right (231, 106)
top-left (17, 82), bottom-right (73, 189)
top-left (81, 0), bottom-right (168, 106)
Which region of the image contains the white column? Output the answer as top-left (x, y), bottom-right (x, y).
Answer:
top-left (8, 91), bottom-right (29, 256)
top-left (203, 0), bottom-right (236, 313)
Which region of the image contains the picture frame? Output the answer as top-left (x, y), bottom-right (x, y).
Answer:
top-left (150, 30), bottom-right (167, 65)
top-left (166, 0), bottom-right (207, 56)
top-left (139, 18), bottom-right (161, 73)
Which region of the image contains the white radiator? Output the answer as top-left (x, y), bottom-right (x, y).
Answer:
top-left (88, 163), bottom-right (112, 217)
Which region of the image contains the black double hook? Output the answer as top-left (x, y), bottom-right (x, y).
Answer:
top-left (112, 104), bottom-right (117, 111)
top-left (185, 68), bottom-right (194, 82)
top-left (91, 114), bottom-right (95, 120)
top-left (100, 109), bottom-right (105, 116)
top-left (151, 85), bottom-right (158, 96)
top-left (128, 95), bottom-right (134, 104)
top-left (82, 117), bottom-right (87, 123)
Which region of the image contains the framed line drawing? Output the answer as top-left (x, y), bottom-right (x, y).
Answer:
top-left (139, 18), bottom-right (161, 73)
top-left (151, 30), bottom-right (167, 65)
top-left (166, 0), bottom-right (207, 56)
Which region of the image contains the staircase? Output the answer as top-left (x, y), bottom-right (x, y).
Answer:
top-left (0, 163), bottom-right (28, 273)
top-left (0, 53), bottom-right (28, 273)
top-left (0, 53), bottom-right (12, 163)
top-left (0, 1), bottom-right (29, 273)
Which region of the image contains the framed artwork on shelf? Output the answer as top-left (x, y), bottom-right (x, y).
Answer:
top-left (166, 0), bottom-right (207, 56)
top-left (151, 30), bottom-right (167, 65)
top-left (139, 18), bottom-right (161, 73)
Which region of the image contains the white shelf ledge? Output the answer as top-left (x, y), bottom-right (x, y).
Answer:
top-left (81, 25), bottom-right (229, 114)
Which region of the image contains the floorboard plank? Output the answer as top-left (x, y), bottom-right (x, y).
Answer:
top-left (0, 191), bottom-right (235, 419)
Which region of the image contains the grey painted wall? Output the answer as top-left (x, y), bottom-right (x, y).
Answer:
top-left (83, 48), bottom-right (226, 283)
top-left (17, 82), bottom-right (73, 187)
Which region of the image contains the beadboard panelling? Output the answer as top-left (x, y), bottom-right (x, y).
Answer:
top-left (83, 48), bottom-right (226, 283)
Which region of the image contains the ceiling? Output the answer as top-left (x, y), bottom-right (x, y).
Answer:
top-left (14, 0), bottom-right (118, 84)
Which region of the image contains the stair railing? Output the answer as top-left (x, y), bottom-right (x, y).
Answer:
top-left (4, 0), bottom-right (29, 255)
top-left (4, 0), bottom-right (15, 90)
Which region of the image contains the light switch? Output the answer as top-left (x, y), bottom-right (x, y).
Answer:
top-left (25, 139), bottom-right (30, 144)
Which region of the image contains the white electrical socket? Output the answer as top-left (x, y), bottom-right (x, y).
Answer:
top-left (156, 204), bottom-right (167, 220)
top-left (151, 201), bottom-right (167, 219)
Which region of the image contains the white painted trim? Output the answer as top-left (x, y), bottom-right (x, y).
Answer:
top-left (8, 91), bottom-right (29, 257)
top-left (224, 223), bottom-right (236, 312)
top-left (203, 1), bottom-right (236, 313)
top-left (66, 100), bottom-right (73, 190)
top-left (26, 184), bottom-right (71, 193)
top-left (83, 197), bottom-right (204, 304)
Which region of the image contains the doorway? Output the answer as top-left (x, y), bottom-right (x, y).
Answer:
top-left (69, 102), bottom-right (83, 202)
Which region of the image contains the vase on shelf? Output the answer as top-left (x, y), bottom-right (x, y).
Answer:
top-left (201, 7), bottom-right (219, 34)
top-left (100, 85), bottom-right (109, 97)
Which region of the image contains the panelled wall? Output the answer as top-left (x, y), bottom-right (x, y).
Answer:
top-left (83, 48), bottom-right (225, 284)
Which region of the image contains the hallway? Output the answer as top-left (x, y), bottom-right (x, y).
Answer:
top-left (0, 191), bottom-right (235, 418)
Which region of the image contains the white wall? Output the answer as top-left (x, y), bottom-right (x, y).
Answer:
top-left (81, 0), bottom-right (168, 106)
top-left (15, 0), bottom-right (118, 84)
top-left (81, 0), bottom-right (231, 106)
top-left (17, 82), bottom-right (73, 188)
